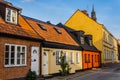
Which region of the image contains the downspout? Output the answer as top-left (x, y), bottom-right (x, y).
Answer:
top-left (39, 41), bottom-right (44, 79)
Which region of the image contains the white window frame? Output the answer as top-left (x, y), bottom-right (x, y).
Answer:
top-left (4, 44), bottom-right (27, 67)
top-left (6, 8), bottom-right (18, 24)
top-left (70, 52), bottom-right (74, 64)
top-left (76, 52), bottom-right (80, 64)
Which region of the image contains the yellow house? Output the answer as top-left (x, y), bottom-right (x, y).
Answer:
top-left (25, 17), bottom-right (83, 76)
top-left (65, 9), bottom-right (118, 64)
top-left (42, 48), bottom-right (82, 75)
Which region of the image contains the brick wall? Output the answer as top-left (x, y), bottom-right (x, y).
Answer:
top-left (0, 36), bottom-right (40, 80)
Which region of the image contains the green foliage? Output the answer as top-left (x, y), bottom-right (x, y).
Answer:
top-left (59, 51), bottom-right (71, 76)
top-left (26, 70), bottom-right (37, 80)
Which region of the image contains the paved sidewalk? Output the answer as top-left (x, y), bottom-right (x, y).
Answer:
top-left (45, 63), bottom-right (120, 80)
top-left (45, 69), bottom-right (101, 80)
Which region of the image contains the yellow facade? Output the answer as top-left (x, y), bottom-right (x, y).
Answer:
top-left (42, 47), bottom-right (82, 75)
top-left (65, 9), bottom-right (118, 64)
top-left (102, 26), bottom-right (118, 63)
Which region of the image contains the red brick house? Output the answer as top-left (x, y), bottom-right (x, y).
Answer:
top-left (0, 1), bottom-right (43, 79)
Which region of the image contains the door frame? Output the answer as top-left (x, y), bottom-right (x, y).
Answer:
top-left (31, 46), bottom-right (39, 75)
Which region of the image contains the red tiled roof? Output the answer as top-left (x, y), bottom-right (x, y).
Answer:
top-left (0, 16), bottom-right (43, 40)
top-left (26, 18), bottom-right (79, 46)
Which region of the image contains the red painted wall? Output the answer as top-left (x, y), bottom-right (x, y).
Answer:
top-left (82, 51), bottom-right (100, 69)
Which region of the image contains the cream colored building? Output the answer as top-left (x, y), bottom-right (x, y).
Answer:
top-left (42, 47), bottom-right (82, 75)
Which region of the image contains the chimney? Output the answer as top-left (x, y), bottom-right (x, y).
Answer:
top-left (81, 10), bottom-right (89, 16)
top-left (46, 21), bottom-right (52, 24)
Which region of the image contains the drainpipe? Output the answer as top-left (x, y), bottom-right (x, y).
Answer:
top-left (39, 41), bottom-right (44, 80)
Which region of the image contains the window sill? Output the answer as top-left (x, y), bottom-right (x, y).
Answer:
top-left (4, 64), bottom-right (27, 67)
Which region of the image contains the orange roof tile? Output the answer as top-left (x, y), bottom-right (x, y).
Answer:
top-left (26, 18), bottom-right (79, 46)
top-left (0, 15), bottom-right (43, 40)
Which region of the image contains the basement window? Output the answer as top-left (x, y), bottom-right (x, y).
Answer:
top-left (37, 24), bottom-right (46, 30)
top-left (54, 27), bottom-right (62, 34)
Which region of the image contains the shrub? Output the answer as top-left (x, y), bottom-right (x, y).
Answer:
top-left (26, 70), bottom-right (37, 80)
top-left (59, 51), bottom-right (71, 76)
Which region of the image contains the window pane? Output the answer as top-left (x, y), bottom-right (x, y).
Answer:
top-left (22, 53), bottom-right (25, 64)
top-left (5, 59), bottom-right (9, 65)
top-left (11, 52), bottom-right (15, 58)
top-left (17, 46), bottom-right (20, 52)
top-left (11, 59), bottom-right (14, 65)
top-left (22, 47), bottom-right (25, 53)
top-left (76, 53), bottom-right (78, 63)
top-left (7, 9), bottom-right (11, 21)
top-left (71, 52), bottom-right (74, 64)
top-left (12, 10), bottom-right (17, 23)
top-left (11, 46), bottom-right (15, 51)
top-left (56, 51), bottom-right (60, 65)
top-left (17, 59), bottom-right (20, 64)
top-left (22, 59), bottom-right (25, 64)
top-left (5, 52), bottom-right (9, 58)
top-left (17, 52), bottom-right (20, 59)
top-left (5, 45), bottom-right (9, 51)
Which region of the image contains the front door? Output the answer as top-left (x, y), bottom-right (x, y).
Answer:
top-left (31, 47), bottom-right (39, 75)
top-left (43, 51), bottom-right (48, 75)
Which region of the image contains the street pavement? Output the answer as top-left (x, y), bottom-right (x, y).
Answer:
top-left (46, 63), bottom-right (120, 80)
top-left (68, 63), bottom-right (120, 80)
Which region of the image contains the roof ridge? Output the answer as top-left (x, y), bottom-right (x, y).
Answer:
top-left (23, 15), bottom-right (61, 28)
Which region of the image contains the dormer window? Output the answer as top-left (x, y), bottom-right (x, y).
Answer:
top-left (54, 27), bottom-right (62, 34)
top-left (80, 37), bottom-right (84, 44)
top-left (37, 24), bottom-right (46, 30)
top-left (6, 8), bottom-right (17, 24)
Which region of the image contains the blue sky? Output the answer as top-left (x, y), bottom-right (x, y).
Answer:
top-left (6, 0), bottom-right (120, 39)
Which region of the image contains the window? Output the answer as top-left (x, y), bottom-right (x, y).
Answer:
top-left (64, 52), bottom-right (68, 63)
top-left (103, 32), bottom-right (105, 41)
top-left (84, 54), bottom-right (87, 63)
top-left (70, 52), bottom-right (74, 64)
top-left (104, 49), bottom-right (106, 60)
top-left (4, 44), bottom-right (26, 67)
top-left (6, 8), bottom-right (17, 24)
top-left (56, 51), bottom-right (60, 65)
top-left (88, 54), bottom-right (90, 63)
top-left (37, 24), bottom-right (46, 30)
top-left (89, 40), bottom-right (92, 46)
top-left (80, 37), bottom-right (84, 44)
top-left (54, 27), bottom-right (62, 34)
top-left (76, 52), bottom-right (80, 64)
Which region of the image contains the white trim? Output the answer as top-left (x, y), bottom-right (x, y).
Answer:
top-left (4, 43), bottom-right (27, 67)
top-left (6, 8), bottom-right (18, 24)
